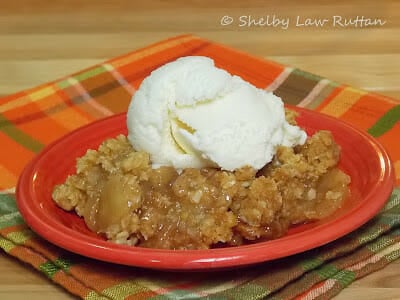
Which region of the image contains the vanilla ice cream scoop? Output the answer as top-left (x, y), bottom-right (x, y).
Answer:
top-left (127, 56), bottom-right (307, 171)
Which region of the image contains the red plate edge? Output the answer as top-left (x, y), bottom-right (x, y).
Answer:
top-left (16, 106), bottom-right (395, 270)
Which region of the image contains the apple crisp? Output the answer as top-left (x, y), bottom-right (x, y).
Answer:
top-left (52, 124), bottom-right (350, 250)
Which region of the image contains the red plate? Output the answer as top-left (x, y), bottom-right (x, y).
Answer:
top-left (16, 106), bottom-right (395, 270)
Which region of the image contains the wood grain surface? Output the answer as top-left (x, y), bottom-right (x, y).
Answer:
top-left (0, 1), bottom-right (399, 299)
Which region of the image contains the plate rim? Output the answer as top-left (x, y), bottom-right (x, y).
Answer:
top-left (16, 106), bottom-right (395, 270)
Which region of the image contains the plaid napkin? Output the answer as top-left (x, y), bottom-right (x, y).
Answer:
top-left (1, 34), bottom-right (399, 300)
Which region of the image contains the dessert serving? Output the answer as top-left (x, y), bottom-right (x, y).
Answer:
top-left (52, 57), bottom-right (350, 250)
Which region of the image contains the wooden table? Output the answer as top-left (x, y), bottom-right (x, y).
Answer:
top-left (0, 1), bottom-right (399, 299)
